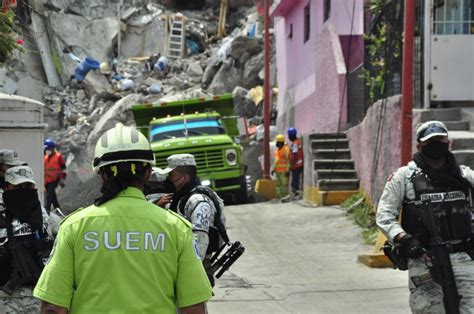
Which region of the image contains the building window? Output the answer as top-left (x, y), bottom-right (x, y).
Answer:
top-left (433, 0), bottom-right (474, 34)
top-left (288, 23), bottom-right (293, 39)
top-left (304, 3), bottom-right (310, 43)
top-left (324, 0), bottom-right (331, 22)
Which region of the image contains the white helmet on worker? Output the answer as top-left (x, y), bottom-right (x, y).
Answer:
top-left (92, 123), bottom-right (155, 172)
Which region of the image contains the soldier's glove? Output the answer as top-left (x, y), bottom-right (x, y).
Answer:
top-left (399, 235), bottom-right (425, 258)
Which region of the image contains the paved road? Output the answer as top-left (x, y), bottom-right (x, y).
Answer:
top-left (208, 200), bottom-right (410, 313)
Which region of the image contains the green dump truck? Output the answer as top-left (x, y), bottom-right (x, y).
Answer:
top-left (131, 94), bottom-right (249, 203)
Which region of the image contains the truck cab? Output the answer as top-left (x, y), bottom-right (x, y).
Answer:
top-left (132, 94), bottom-right (249, 203)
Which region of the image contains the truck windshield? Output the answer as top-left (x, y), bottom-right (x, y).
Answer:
top-left (150, 118), bottom-right (226, 141)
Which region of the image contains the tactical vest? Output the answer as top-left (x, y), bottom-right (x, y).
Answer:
top-left (402, 171), bottom-right (473, 247)
top-left (178, 186), bottom-right (229, 254)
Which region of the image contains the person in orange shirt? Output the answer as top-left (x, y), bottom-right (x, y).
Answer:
top-left (271, 134), bottom-right (290, 199)
top-left (288, 127), bottom-right (304, 198)
top-left (43, 139), bottom-right (66, 213)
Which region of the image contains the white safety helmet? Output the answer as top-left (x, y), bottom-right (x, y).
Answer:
top-left (92, 123), bottom-right (155, 172)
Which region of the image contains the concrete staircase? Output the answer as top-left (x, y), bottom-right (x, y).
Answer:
top-left (415, 108), bottom-right (474, 169)
top-left (303, 133), bottom-right (359, 206)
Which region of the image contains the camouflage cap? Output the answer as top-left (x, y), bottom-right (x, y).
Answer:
top-left (150, 167), bottom-right (167, 182)
top-left (0, 149), bottom-right (24, 166)
top-left (5, 165), bottom-right (36, 185)
top-left (157, 154), bottom-right (196, 175)
top-left (416, 121), bottom-right (448, 142)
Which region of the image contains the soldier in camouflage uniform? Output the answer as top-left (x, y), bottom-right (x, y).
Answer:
top-left (158, 154), bottom-right (226, 286)
top-left (377, 121), bottom-right (474, 313)
top-left (0, 165), bottom-right (56, 313)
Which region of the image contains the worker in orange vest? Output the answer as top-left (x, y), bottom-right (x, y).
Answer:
top-left (44, 139), bottom-right (66, 213)
top-left (288, 127), bottom-right (304, 198)
top-left (271, 134), bottom-right (290, 199)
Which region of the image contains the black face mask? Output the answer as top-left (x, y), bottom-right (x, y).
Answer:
top-left (276, 142), bottom-right (284, 149)
top-left (422, 140), bottom-right (449, 161)
top-left (163, 178), bottom-right (176, 194)
top-left (0, 177), bottom-right (5, 189)
top-left (3, 188), bottom-right (42, 230)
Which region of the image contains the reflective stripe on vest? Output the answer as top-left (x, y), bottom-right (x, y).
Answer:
top-left (292, 139), bottom-right (304, 169)
top-left (44, 153), bottom-right (62, 184)
top-left (274, 145), bottom-right (290, 172)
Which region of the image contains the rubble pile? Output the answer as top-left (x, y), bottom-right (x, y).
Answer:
top-left (1, 0), bottom-right (274, 209)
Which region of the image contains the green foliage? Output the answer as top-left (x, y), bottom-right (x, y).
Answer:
top-left (365, 0), bottom-right (404, 104)
top-left (342, 192), bottom-right (378, 245)
top-left (51, 50), bottom-right (63, 74)
top-left (0, 9), bottom-right (21, 63)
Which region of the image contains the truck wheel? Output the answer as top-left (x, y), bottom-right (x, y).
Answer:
top-left (235, 176), bottom-right (249, 204)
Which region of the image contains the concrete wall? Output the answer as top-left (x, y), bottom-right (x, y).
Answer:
top-left (346, 96), bottom-right (402, 205)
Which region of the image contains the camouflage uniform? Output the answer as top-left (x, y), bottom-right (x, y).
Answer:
top-left (0, 288), bottom-right (41, 314)
top-left (377, 160), bottom-right (474, 313)
top-left (179, 192), bottom-right (222, 260)
top-left (0, 166), bottom-right (59, 313)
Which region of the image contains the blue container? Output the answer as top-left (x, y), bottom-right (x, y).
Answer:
top-left (75, 57), bottom-right (101, 82)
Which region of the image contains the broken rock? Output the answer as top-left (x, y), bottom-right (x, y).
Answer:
top-left (187, 62), bottom-right (204, 79)
top-left (229, 36), bottom-right (262, 65)
top-left (83, 71), bottom-right (113, 98)
top-left (232, 86), bottom-right (257, 118)
top-left (208, 59), bottom-right (243, 95)
top-left (243, 52), bottom-right (264, 89)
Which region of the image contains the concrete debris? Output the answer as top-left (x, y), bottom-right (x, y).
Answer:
top-left (16, 76), bottom-right (47, 102)
top-left (208, 59), bottom-right (243, 94)
top-left (229, 36), bottom-right (262, 65)
top-left (232, 86), bottom-right (257, 119)
top-left (1, 1), bottom-right (275, 210)
top-left (187, 61), bottom-right (204, 79)
top-left (83, 71), bottom-right (114, 98)
top-left (0, 69), bottom-right (18, 94)
top-left (243, 52), bottom-right (265, 89)
top-left (46, 12), bottom-right (119, 82)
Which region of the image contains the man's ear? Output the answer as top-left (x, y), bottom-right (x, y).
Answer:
top-left (144, 165), bottom-right (152, 181)
top-left (416, 143), bottom-right (422, 152)
top-left (99, 170), bottom-right (108, 182)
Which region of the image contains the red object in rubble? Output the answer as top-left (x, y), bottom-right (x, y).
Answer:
top-left (2, 0), bottom-right (17, 13)
top-left (16, 38), bottom-right (23, 45)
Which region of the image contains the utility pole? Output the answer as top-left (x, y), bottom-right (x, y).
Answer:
top-left (400, 0), bottom-right (415, 166)
top-left (263, 0), bottom-right (270, 179)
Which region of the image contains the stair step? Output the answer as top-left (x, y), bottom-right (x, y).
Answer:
top-left (311, 139), bottom-right (349, 150)
top-left (452, 150), bottom-right (474, 169)
top-left (313, 159), bottom-right (354, 170)
top-left (449, 131), bottom-right (474, 150)
top-left (318, 179), bottom-right (360, 191)
top-left (316, 169), bottom-right (358, 180)
top-left (415, 108), bottom-right (462, 122)
top-left (442, 120), bottom-right (470, 131)
top-left (309, 133), bottom-right (347, 140)
top-left (314, 148), bottom-right (351, 159)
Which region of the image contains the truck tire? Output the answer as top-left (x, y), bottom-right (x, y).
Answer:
top-left (235, 176), bottom-right (249, 204)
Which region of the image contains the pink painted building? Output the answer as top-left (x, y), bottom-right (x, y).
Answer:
top-left (271, 0), bottom-right (366, 135)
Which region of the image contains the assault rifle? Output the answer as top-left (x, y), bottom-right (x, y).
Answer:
top-left (207, 241), bottom-right (245, 279)
top-left (421, 199), bottom-right (460, 314)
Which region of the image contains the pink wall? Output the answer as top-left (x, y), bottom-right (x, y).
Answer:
top-left (346, 96), bottom-right (402, 204)
top-left (273, 0), bottom-right (365, 136)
